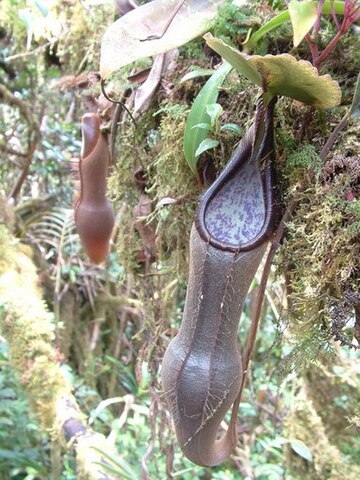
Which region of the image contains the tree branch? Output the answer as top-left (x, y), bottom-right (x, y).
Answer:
top-left (0, 83), bottom-right (39, 131)
top-left (0, 84), bottom-right (42, 200)
top-left (0, 226), bottom-right (119, 480)
top-left (0, 143), bottom-right (28, 158)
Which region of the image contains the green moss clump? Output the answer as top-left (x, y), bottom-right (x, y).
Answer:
top-left (148, 103), bottom-right (199, 276)
top-left (286, 145), bottom-right (323, 182)
top-left (279, 158), bottom-right (360, 364)
top-left (304, 358), bottom-right (360, 459)
top-left (56, 0), bottom-right (112, 71)
top-left (110, 101), bottom-right (200, 277)
top-left (0, 225), bottom-right (71, 429)
top-left (0, 0), bottom-right (27, 51)
top-left (211, 0), bottom-right (258, 46)
top-left (284, 382), bottom-right (360, 479)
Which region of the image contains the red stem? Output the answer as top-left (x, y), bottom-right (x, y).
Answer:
top-left (315, 28), bottom-right (343, 69)
top-left (305, 33), bottom-right (319, 67)
top-left (331, 0), bottom-right (341, 30)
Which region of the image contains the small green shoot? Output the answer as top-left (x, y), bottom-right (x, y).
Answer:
top-left (192, 123), bottom-right (212, 131)
top-left (189, 101), bottom-right (242, 160)
top-left (93, 446), bottom-right (139, 480)
top-left (206, 102), bottom-right (223, 127)
top-left (195, 138), bottom-right (219, 157)
top-left (183, 61), bottom-right (232, 173)
top-left (220, 123), bottom-right (243, 136)
top-left (180, 68), bottom-right (215, 83)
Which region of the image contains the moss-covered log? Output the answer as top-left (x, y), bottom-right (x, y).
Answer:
top-left (0, 225), bottom-right (118, 480)
top-left (284, 374), bottom-right (360, 479)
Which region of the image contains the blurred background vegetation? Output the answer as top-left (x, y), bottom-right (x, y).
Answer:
top-left (0, 0), bottom-right (359, 479)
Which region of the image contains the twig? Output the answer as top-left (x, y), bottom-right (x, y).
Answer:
top-left (314, 0), bottom-right (325, 34)
top-left (319, 112), bottom-right (351, 161)
top-left (315, 28), bottom-right (343, 69)
top-left (0, 144), bottom-right (28, 158)
top-left (8, 133), bottom-right (40, 200)
top-left (315, 3), bottom-right (360, 70)
top-left (0, 84), bottom-right (43, 200)
top-left (331, 0), bottom-right (341, 30)
top-left (0, 84), bottom-right (39, 130)
top-left (5, 41), bottom-right (53, 62)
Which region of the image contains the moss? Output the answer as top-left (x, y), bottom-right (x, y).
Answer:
top-left (0, 196), bottom-right (15, 232)
top-left (0, 0), bottom-right (27, 50)
top-left (286, 145), bottom-right (323, 182)
top-left (148, 103), bottom-right (199, 277)
top-left (279, 150), bottom-right (360, 364)
top-left (284, 382), bottom-right (360, 479)
top-left (0, 225), bottom-right (70, 429)
top-left (211, 0), bottom-right (259, 46)
top-left (303, 357), bottom-right (360, 459)
top-left (110, 101), bottom-right (199, 277)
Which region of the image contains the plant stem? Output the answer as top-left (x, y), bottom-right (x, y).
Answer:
top-left (314, 0), bottom-right (326, 33)
top-left (315, 28), bottom-right (343, 69)
top-left (319, 111), bottom-right (350, 160)
top-left (229, 198), bottom-right (299, 435)
top-left (305, 33), bottom-right (319, 67)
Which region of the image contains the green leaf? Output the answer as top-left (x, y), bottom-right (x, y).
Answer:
top-left (244, 1), bottom-right (346, 52)
top-left (204, 33), bottom-right (262, 87)
top-left (206, 103), bottom-right (223, 126)
top-left (183, 61), bottom-right (232, 173)
top-left (93, 447), bottom-right (138, 480)
top-left (288, 0), bottom-right (318, 47)
top-left (290, 440), bottom-right (313, 462)
top-left (100, 0), bottom-right (223, 79)
top-left (204, 34), bottom-right (341, 109)
top-left (195, 138), bottom-right (219, 156)
top-left (94, 462), bottom-right (136, 480)
top-left (250, 54), bottom-right (341, 108)
top-left (191, 123), bottom-right (211, 130)
top-left (350, 73), bottom-right (360, 118)
top-left (244, 10), bottom-right (289, 52)
top-left (180, 68), bottom-right (215, 83)
top-left (220, 123), bottom-right (243, 135)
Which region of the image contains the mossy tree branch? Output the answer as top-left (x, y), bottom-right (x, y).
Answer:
top-left (0, 225), bottom-right (118, 480)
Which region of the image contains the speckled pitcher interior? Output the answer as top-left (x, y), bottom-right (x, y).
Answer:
top-left (204, 159), bottom-right (265, 246)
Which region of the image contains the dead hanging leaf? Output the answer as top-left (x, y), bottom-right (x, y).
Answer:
top-left (128, 68), bottom-right (152, 84)
top-left (133, 194), bottom-right (157, 263)
top-left (133, 49), bottom-right (179, 116)
top-left (100, 0), bottom-right (223, 79)
top-left (134, 54), bottom-right (166, 116)
top-left (204, 33), bottom-right (341, 109)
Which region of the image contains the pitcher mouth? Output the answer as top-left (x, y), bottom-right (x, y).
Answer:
top-left (195, 97), bottom-right (278, 253)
